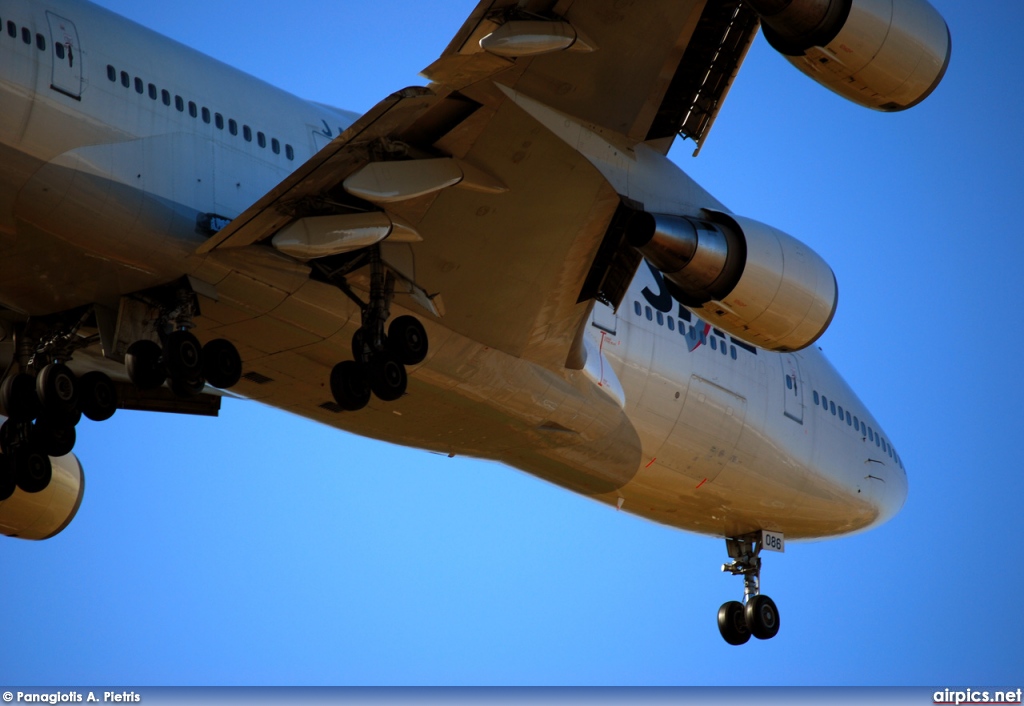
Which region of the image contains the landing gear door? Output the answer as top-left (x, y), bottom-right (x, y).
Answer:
top-left (781, 353), bottom-right (804, 424)
top-left (592, 301), bottom-right (617, 335)
top-left (46, 12), bottom-right (82, 100)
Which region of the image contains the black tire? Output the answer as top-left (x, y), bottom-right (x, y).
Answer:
top-left (368, 353), bottom-right (407, 402)
top-left (36, 363), bottom-right (79, 418)
top-left (13, 445), bottom-right (52, 494)
top-left (202, 339), bottom-right (242, 389)
top-left (1, 373), bottom-right (41, 421)
top-left (718, 601), bottom-right (751, 646)
top-left (330, 361), bottom-right (371, 411)
top-left (170, 374), bottom-right (206, 399)
top-left (745, 594), bottom-right (780, 640)
top-left (34, 417), bottom-right (76, 457)
top-left (387, 315), bottom-right (428, 366)
top-left (164, 330), bottom-right (203, 378)
top-left (79, 371), bottom-right (118, 422)
top-left (0, 419), bottom-right (22, 454)
top-left (126, 339), bottom-right (166, 390)
top-left (0, 455), bottom-right (15, 501)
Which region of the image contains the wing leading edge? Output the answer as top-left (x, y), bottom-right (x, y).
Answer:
top-left (198, 0), bottom-right (762, 369)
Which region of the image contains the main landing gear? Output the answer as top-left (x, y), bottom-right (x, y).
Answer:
top-left (0, 314), bottom-right (118, 499)
top-left (717, 533), bottom-right (781, 645)
top-left (329, 246), bottom-right (428, 411)
top-left (0, 289), bottom-right (243, 499)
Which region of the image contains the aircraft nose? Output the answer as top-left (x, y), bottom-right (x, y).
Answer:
top-left (874, 461), bottom-right (908, 527)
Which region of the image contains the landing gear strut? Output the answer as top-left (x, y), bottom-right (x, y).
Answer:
top-left (329, 246), bottom-right (428, 411)
top-left (717, 532), bottom-right (781, 645)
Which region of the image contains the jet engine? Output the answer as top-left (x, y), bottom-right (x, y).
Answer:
top-left (627, 210), bottom-right (837, 352)
top-left (0, 452), bottom-right (85, 540)
top-left (747, 0), bottom-right (951, 111)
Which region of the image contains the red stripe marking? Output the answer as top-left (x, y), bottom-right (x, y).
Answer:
top-left (645, 458), bottom-right (656, 468)
top-left (695, 478), bottom-right (708, 489)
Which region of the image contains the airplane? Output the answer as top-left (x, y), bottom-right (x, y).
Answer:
top-left (0, 0), bottom-right (949, 645)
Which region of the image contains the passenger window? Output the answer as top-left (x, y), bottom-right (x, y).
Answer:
top-left (188, 101), bottom-right (197, 118)
top-left (876, 435), bottom-right (881, 448)
top-left (36, 33), bottom-right (45, 51)
top-left (229, 119), bottom-right (238, 136)
top-left (272, 138), bottom-right (281, 155)
top-left (667, 317), bottom-right (674, 332)
top-left (710, 337), bottom-right (717, 351)
top-left (175, 95), bottom-right (184, 112)
top-left (162, 89), bottom-right (171, 106)
top-left (731, 346), bottom-right (737, 360)
top-left (645, 306), bottom-right (653, 322)
top-left (854, 415), bottom-right (859, 430)
top-left (257, 131), bottom-right (267, 148)
top-left (21, 26), bottom-right (30, 44)
top-left (55, 42), bottom-right (65, 60)
top-left (120, 71), bottom-right (129, 88)
top-left (7, 21), bottom-right (15, 38)
top-left (148, 83), bottom-right (157, 100)
top-left (633, 301), bottom-right (641, 316)
top-left (243, 125), bottom-right (252, 142)
top-left (786, 376), bottom-right (793, 390)
top-left (830, 402), bottom-right (836, 415)
top-left (202, 107), bottom-right (211, 124)
top-left (656, 312), bottom-right (663, 326)
top-left (107, 65), bottom-right (116, 82)
top-left (813, 391), bottom-right (819, 405)
top-left (215, 113), bottom-right (224, 129)
top-left (821, 395), bottom-right (828, 409)
top-left (286, 144), bottom-right (295, 160)
top-left (846, 411), bottom-right (852, 426)
top-left (134, 77), bottom-right (144, 94)
top-left (720, 342), bottom-right (727, 355)
top-left (837, 405), bottom-right (844, 419)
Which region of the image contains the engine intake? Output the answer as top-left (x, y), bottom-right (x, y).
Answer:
top-left (748, 0), bottom-right (951, 111)
top-left (628, 210), bottom-right (838, 351)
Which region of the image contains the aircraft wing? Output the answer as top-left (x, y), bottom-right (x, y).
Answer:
top-left (197, 0), bottom-right (761, 370)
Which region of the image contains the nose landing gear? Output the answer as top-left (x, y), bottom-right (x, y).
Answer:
top-left (717, 532), bottom-right (782, 645)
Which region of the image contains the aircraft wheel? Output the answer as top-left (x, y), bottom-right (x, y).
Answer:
top-left (0, 420), bottom-right (17, 454)
top-left (330, 361), bottom-right (371, 411)
top-left (369, 353), bottom-right (407, 402)
top-left (1, 373), bottom-right (41, 421)
top-left (387, 316), bottom-right (428, 366)
top-left (717, 601), bottom-right (751, 646)
top-left (36, 363), bottom-right (79, 418)
top-left (202, 339), bottom-right (242, 389)
top-left (0, 455), bottom-right (15, 501)
top-left (170, 374), bottom-right (206, 399)
top-left (745, 594), bottom-right (780, 640)
top-left (351, 329), bottom-right (374, 364)
top-left (126, 340), bottom-right (166, 390)
top-left (13, 445), bottom-right (52, 494)
top-left (79, 371), bottom-right (118, 422)
top-left (164, 331), bottom-right (203, 379)
top-left (34, 417), bottom-right (76, 457)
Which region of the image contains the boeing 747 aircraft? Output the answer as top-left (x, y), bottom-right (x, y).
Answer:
top-left (0, 0), bottom-right (949, 644)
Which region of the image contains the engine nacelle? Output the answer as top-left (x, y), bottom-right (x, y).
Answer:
top-left (627, 210), bottom-right (837, 351)
top-left (749, 0), bottom-right (951, 111)
top-left (0, 453), bottom-right (85, 540)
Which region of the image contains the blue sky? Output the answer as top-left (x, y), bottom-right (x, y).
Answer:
top-left (2, 0), bottom-right (1022, 686)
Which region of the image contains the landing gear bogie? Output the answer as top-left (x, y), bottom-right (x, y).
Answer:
top-left (717, 601), bottom-right (751, 646)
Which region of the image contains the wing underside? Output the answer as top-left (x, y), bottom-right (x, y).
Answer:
top-left (197, 0), bottom-right (761, 369)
